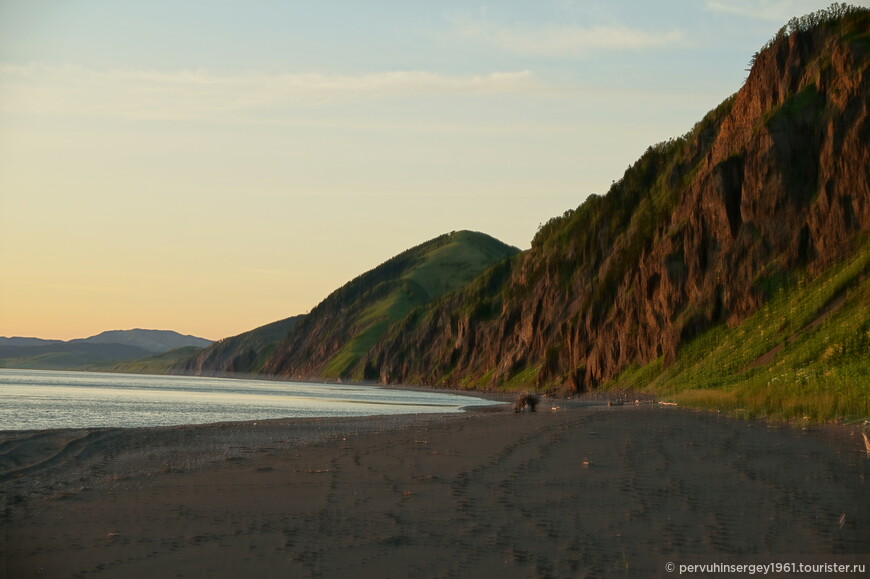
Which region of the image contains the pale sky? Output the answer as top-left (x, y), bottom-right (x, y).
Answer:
top-left (1, 0), bottom-right (863, 341)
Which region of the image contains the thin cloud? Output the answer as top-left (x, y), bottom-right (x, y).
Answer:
top-left (451, 18), bottom-right (684, 58)
top-left (0, 65), bottom-right (541, 121)
top-left (705, 1), bottom-right (836, 21)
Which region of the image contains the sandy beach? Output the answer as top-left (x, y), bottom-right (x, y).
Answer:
top-left (2, 400), bottom-right (869, 577)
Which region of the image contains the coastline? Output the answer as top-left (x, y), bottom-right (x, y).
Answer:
top-left (2, 402), bottom-right (869, 577)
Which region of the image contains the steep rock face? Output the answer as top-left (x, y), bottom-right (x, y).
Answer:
top-left (173, 315), bottom-right (304, 376)
top-left (364, 11), bottom-right (870, 392)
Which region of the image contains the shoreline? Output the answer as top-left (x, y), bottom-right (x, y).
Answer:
top-left (7, 365), bottom-right (864, 430)
top-left (0, 369), bottom-right (517, 433)
top-left (3, 402), bottom-right (869, 577)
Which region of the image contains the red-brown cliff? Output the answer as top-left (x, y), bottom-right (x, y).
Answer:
top-left (362, 8), bottom-right (870, 392)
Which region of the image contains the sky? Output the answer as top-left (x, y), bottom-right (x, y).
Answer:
top-left (2, 0), bottom-right (865, 341)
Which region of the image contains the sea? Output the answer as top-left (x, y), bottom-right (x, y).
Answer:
top-left (0, 369), bottom-right (500, 431)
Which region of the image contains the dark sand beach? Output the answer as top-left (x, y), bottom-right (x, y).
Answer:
top-left (2, 400), bottom-right (869, 577)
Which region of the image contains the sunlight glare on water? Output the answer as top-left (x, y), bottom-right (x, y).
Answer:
top-left (0, 369), bottom-right (500, 430)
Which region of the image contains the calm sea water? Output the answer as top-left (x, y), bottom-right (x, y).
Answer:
top-left (0, 369), bottom-right (500, 431)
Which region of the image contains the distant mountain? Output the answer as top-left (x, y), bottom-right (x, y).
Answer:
top-left (173, 316), bottom-right (305, 376)
top-left (0, 337), bottom-right (64, 347)
top-left (174, 230), bottom-right (520, 380)
top-left (0, 329), bottom-right (213, 371)
top-left (72, 329), bottom-right (213, 353)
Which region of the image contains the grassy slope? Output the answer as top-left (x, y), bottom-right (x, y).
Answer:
top-left (610, 236), bottom-right (870, 422)
top-left (0, 352), bottom-right (105, 371)
top-left (103, 346), bottom-right (206, 374)
top-left (321, 231), bottom-right (519, 378)
top-left (0, 344), bottom-right (152, 371)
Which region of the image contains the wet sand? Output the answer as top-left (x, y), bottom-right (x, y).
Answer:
top-left (2, 402), bottom-right (869, 577)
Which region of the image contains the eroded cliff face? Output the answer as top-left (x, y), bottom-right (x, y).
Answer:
top-left (363, 15), bottom-right (870, 393)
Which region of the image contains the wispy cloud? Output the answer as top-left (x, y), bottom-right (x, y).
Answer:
top-left (0, 65), bottom-right (541, 121)
top-left (705, 1), bottom-right (833, 21)
top-left (451, 18), bottom-right (684, 58)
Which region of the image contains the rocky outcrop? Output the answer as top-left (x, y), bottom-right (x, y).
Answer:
top-left (362, 9), bottom-right (870, 393)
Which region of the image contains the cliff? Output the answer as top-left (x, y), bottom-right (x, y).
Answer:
top-left (362, 7), bottom-right (870, 393)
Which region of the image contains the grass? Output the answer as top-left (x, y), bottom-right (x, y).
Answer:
top-left (0, 352), bottom-right (92, 370)
top-left (323, 319), bottom-right (392, 378)
top-left (320, 231), bottom-right (519, 379)
top-left (404, 230), bottom-right (518, 299)
top-left (322, 282), bottom-right (426, 378)
top-left (609, 236), bottom-right (870, 422)
top-left (104, 347), bottom-right (206, 374)
top-left (457, 368), bottom-right (495, 390)
top-left (500, 365), bottom-right (542, 392)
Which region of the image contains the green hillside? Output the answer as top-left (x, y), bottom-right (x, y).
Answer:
top-left (611, 236), bottom-right (870, 422)
top-left (322, 231), bottom-right (520, 378)
top-left (262, 230), bottom-right (520, 380)
top-left (103, 346), bottom-right (207, 375)
top-left (0, 343), bottom-right (153, 371)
